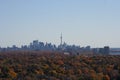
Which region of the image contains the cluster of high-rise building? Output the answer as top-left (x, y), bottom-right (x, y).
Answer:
top-left (0, 34), bottom-right (111, 55)
top-left (0, 40), bottom-right (110, 55)
top-left (0, 40), bottom-right (90, 52)
top-left (0, 40), bottom-right (56, 52)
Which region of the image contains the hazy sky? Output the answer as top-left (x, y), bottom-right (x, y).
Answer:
top-left (0, 0), bottom-right (120, 48)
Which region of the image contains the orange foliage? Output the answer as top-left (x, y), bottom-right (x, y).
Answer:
top-left (0, 51), bottom-right (119, 80)
top-left (9, 70), bottom-right (17, 78)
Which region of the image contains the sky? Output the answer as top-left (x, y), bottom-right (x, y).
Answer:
top-left (0, 0), bottom-right (120, 48)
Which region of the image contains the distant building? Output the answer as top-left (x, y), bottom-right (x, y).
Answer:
top-left (92, 48), bottom-right (99, 54)
top-left (64, 52), bottom-right (70, 55)
top-left (92, 46), bottom-right (110, 55)
top-left (104, 46), bottom-right (110, 55)
top-left (21, 45), bottom-right (28, 50)
top-left (85, 46), bottom-right (91, 51)
top-left (99, 48), bottom-right (104, 54)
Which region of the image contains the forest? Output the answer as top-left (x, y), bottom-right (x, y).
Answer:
top-left (0, 51), bottom-right (120, 80)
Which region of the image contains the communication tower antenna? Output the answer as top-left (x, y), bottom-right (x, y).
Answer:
top-left (60, 33), bottom-right (62, 46)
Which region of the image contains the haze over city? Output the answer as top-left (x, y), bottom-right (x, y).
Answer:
top-left (0, 0), bottom-right (120, 48)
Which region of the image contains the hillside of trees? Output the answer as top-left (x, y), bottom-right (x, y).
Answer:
top-left (0, 51), bottom-right (120, 80)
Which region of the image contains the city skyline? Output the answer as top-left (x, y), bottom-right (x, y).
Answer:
top-left (0, 40), bottom-right (110, 56)
top-left (0, 0), bottom-right (120, 48)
